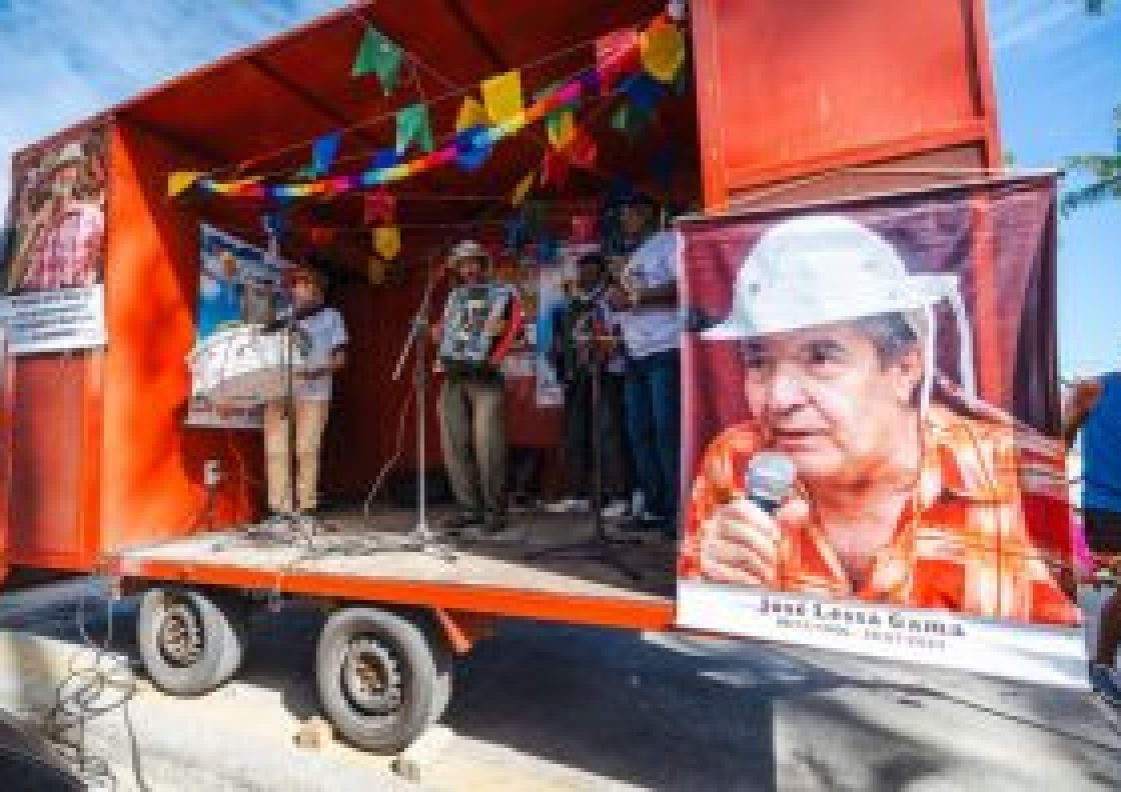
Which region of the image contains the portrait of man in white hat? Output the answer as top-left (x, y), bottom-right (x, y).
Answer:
top-left (8, 135), bottom-right (105, 293)
top-left (681, 214), bottom-right (1077, 625)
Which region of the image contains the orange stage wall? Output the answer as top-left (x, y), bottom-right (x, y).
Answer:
top-left (1, 0), bottom-right (1000, 574)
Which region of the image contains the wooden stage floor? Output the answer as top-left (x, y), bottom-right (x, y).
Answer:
top-left (110, 507), bottom-right (679, 630)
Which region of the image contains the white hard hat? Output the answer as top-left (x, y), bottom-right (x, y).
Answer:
top-left (447, 239), bottom-right (491, 265)
top-left (701, 214), bottom-right (959, 341)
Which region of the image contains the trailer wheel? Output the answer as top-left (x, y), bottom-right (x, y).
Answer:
top-left (316, 607), bottom-right (451, 754)
top-left (137, 585), bottom-right (248, 696)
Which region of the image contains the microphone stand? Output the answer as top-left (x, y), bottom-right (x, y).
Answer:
top-left (391, 251), bottom-right (455, 561)
top-left (526, 333), bottom-right (640, 581)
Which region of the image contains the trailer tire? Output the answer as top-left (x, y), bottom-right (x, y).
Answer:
top-left (137, 585), bottom-right (248, 696)
top-left (316, 607), bottom-right (451, 754)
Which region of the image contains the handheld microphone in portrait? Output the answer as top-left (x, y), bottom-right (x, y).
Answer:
top-left (745, 452), bottom-right (796, 516)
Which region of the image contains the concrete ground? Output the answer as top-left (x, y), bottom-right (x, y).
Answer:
top-left (0, 576), bottom-right (1117, 791)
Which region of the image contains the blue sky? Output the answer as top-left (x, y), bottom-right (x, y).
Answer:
top-left (0, 0), bottom-right (1117, 377)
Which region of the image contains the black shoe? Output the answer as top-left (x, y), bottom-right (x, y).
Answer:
top-left (441, 512), bottom-right (483, 537)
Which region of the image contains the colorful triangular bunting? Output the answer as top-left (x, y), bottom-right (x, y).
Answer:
top-left (510, 170), bottom-right (537, 206)
top-left (373, 225), bottom-right (402, 260)
top-left (312, 132), bottom-right (343, 177)
top-left (595, 28), bottom-right (641, 94)
top-left (453, 125), bottom-right (494, 171)
top-left (641, 18), bottom-right (686, 83)
top-left (455, 97), bottom-right (488, 133)
top-left (395, 103), bottom-right (434, 154)
top-left (168, 171), bottom-right (201, 197)
top-left (481, 70), bottom-right (524, 124)
top-left (364, 190), bottom-right (397, 225)
top-left (352, 26), bottom-right (404, 95)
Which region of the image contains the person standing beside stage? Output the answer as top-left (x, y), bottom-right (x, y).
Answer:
top-left (546, 252), bottom-right (631, 518)
top-left (1064, 376), bottom-right (1121, 708)
top-left (436, 240), bottom-right (525, 542)
top-left (262, 265), bottom-right (347, 527)
top-left (607, 194), bottom-right (683, 539)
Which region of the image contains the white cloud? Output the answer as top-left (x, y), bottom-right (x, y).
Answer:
top-left (0, 0), bottom-right (345, 217)
top-left (991, 1), bottom-right (1080, 53)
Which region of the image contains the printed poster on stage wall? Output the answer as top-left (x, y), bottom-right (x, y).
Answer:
top-left (533, 243), bottom-right (596, 407)
top-left (0, 123), bottom-right (107, 354)
top-left (676, 175), bottom-right (1086, 687)
top-left (186, 224), bottom-right (291, 429)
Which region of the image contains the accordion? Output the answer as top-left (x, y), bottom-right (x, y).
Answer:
top-left (438, 283), bottom-right (517, 375)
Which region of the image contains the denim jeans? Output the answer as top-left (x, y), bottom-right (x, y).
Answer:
top-left (623, 348), bottom-right (680, 533)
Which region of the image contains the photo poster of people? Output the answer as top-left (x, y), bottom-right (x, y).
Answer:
top-left (0, 123), bottom-right (108, 354)
top-left (676, 175), bottom-right (1088, 687)
top-left (533, 243), bottom-right (597, 407)
top-left (185, 224), bottom-right (291, 429)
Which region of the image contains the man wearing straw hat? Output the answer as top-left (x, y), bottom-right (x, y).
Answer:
top-left (681, 214), bottom-right (1077, 625)
top-left (15, 141), bottom-right (103, 291)
top-left (262, 264), bottom-right (347, 526)
top-left (436, 240), bottom-right (524, 542)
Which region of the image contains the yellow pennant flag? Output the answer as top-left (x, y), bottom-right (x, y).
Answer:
top-left (481, 69), bottom-right (524, 124)
top-left (367, 256), bottom-right (388, 286)
top-left (641, 19), bottom-right (686, 83)
top-left (373, 226), bottom-right (402, 260)
top-left (546, 111), bottom-right (576, 149)
top-left (167, 171), bottom-right (202, 197)
top-left (510, 170), bottom-right (536, 206)
top-left (455, 96), bottom-right (488, 132)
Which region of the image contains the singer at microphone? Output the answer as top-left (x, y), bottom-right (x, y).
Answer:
top-left (679, 214), bottom-right (1077, 627)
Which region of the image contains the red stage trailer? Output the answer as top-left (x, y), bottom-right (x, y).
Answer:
top-left (0, 1), bottom-right (1008, 752)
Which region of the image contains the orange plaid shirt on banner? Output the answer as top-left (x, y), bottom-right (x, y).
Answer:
top-left (681, 405), bottom-right (1080, 626)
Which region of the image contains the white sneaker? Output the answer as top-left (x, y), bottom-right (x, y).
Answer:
top-left (544, 498), bottom-right (590, 514)
top-left (600, 499), bottom-right (629, 519)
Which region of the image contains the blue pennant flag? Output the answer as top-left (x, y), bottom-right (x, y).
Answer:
top-left (454, 125), bottom-right (494, 172)
top-left (312, 132), bottom-right (343, 177)
top-left (369, 148), bottom-right (402, 171)
top-left (618, 73), bottom-right (667, 114)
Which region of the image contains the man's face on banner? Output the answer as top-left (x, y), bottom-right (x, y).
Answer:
top-left (741, 319), bottom-right (922, 481)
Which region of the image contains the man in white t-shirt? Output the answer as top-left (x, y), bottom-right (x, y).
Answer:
top-left (607, 194), bottom-right (682, 538)
top-left (262, 265), bottom-right (347, 523)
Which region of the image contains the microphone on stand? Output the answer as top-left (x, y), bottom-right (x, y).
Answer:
top-left (745, 452), bottom-right (796, 516)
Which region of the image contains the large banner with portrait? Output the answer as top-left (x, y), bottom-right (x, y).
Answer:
top-left (0, 123), bottom-right (107, 354)
top-left (186, 224), bottom-right (291, 429)
top-left (677, 175), bottom-right (1086, 687)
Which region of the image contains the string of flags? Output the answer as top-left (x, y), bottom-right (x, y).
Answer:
top-left (168, 14), bottom-right (687, 203)
top-left (168, 13), bottom-right (688, 276)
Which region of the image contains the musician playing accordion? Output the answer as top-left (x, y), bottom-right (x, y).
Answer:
top-left (434, 240), bottom-right (525, 542)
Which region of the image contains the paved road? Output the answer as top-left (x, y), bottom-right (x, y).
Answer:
top-left (0, 577), bottom-right (1118, 791)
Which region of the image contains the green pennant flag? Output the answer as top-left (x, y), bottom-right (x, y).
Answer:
top-left (352, 26), bottom-right (404, 95)
top-left (396, 103), bottom-right (434, 154)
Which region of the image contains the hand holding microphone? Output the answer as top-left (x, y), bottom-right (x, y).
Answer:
top-left (698, 452), bottom-right (803, 587)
